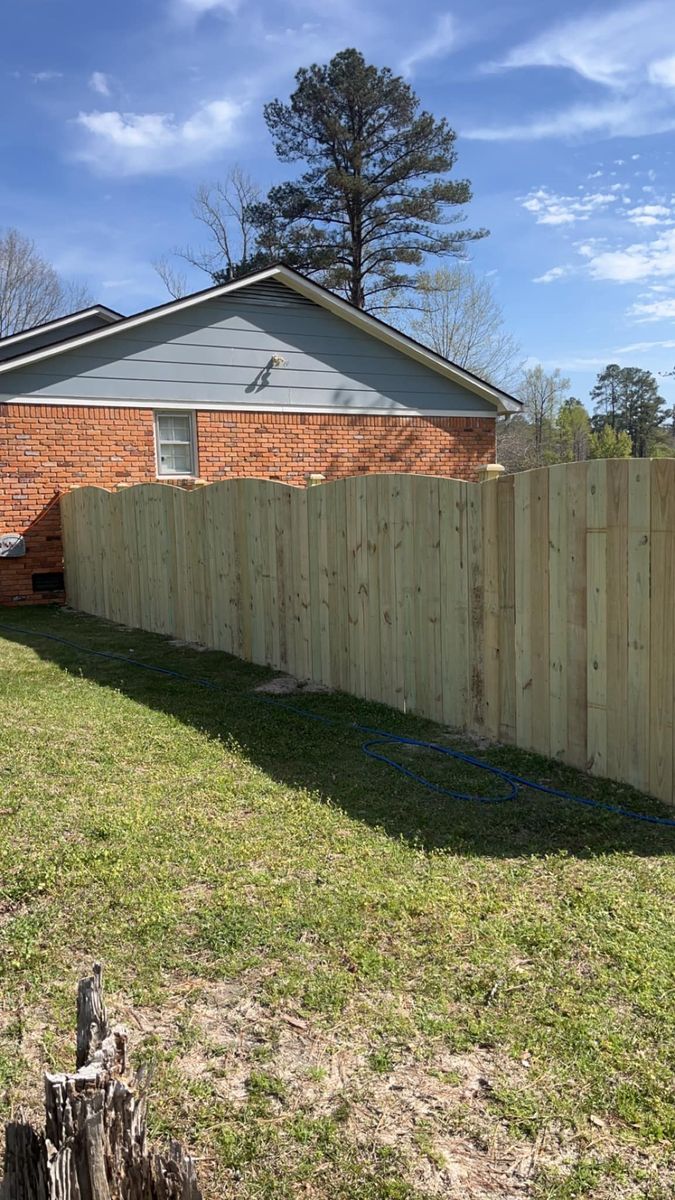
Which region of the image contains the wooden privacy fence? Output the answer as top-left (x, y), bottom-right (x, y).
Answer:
top-left (61, 460), bottom-right (675, 807)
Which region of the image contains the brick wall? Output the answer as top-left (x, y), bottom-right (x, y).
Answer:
top-left (0, 403), bottom-right (495, 604)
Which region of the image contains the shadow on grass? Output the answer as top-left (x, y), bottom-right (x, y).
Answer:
top-left (2, 605), bottom-right (674, 859)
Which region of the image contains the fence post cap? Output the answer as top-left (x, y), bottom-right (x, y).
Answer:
top-left (307, 472), bottom-right (326, 487)
top-left (477, 463), bottom-right (506, 483)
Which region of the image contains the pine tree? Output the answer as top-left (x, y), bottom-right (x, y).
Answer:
top-left (590, 364), bottom-right (666, 456)
top-left (590, 363), bottom-right (623, 431)
top-left (240, 49), bottom-right (486, 309)
top-left (617, 366), bottom-right (666, 456)
top-left (588, 425), bottom-right (632, 459)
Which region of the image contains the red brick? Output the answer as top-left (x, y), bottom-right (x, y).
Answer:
top-left (0, 404), bottom-right (495, 605)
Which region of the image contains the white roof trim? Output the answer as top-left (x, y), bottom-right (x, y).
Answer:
top-left (0, 393), bottom-right (497, 419)
top-left (0, 266), bottom-right (521, 414)
top-left (0, 305), bottom-right (122, 349)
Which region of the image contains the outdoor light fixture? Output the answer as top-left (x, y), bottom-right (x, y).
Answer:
top-left (271, 353), bottom-right (287, 368)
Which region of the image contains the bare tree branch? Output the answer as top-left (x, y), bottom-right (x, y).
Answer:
top-left (155, 168), bottom-right (262, 296)
top-left (0, 228), bottom-right (93, 338)
top-left (153, 256), bottom-right (190, 299)
top-left (391, 265), bottom-right (523, 390)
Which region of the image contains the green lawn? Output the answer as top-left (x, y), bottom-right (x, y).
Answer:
top-left (0, 606), bottom-right (674, 1199)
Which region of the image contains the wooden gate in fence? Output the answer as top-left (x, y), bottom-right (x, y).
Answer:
top-left (61, 460), bottom-right (675, 807)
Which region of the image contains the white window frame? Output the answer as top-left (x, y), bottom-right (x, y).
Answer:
top-left (154, 410), bottom-right (198, 478)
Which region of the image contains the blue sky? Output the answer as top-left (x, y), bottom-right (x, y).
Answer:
top-left (3, 0), bottom-right (675, 404)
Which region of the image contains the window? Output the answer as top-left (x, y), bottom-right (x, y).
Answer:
top-left (155, 412), bottom-right (196, 477)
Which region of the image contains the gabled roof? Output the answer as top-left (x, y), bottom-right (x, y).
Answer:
top-left (0, 266), bottom-right (521, 414)
top-left (0, 304), bottom-right (123, 350)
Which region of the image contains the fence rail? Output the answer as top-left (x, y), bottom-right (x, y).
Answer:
top-left (61, 461), bottom-right (675, 807)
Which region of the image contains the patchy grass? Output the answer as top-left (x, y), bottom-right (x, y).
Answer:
top-left (0, 606), bottom-right (674, 1198)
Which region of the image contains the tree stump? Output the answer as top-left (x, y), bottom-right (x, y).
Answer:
top-left (1, 964), bottom-right (202, 1200)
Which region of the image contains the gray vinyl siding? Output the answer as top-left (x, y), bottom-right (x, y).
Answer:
top-left (0, 312), bottom-right (117, 364)
top-left (1, 280), bottom-right (496, 415)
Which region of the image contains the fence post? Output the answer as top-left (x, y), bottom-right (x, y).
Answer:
top-left (476, 463), bottom-right (505, 484)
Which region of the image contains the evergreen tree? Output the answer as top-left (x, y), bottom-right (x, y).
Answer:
top-left (589, 364), bottom-right (666, 456)
top-left (617, 366), bottom-right (667, 456)
top-left (240, 49), bottom-right (486, 309)
top-left (590, 363), bottom-right (623, 432)
top-left (552, 398), bottom-right (590, 462)
top-left (588, 425), bottom-right (632, 459)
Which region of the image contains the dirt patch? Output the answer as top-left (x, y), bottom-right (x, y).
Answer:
top-left (0, 999), bottom-right (58, 1125)
top-left (168, 639), bottom-right (210, 652)
top-left (254, 674), bottom-right (332, 696)
top-left (128, 975), bottom-right (571, 1198)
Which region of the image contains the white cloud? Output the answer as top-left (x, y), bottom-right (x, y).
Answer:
top-left (493, 2), bottom-right (671, 88)
top-left (76, 97), bottom-right (243, 173)
top-left (629, 296), bottom-right (675, 320)
top-left (264, 22), bottom-right (319, 44)
top-left (533, 265), bottom-right (574, 284)
top-left (576, 241), bottom-right (604, 258)
top-left (626, 203), bottom-right (673, 225)
top-left (464, 97), bottom-right (673, 141)
top-left (618, 334), bottom-right (675, 348)
top-left (31, 70), bottom-right (63, 83)
top-left (585, 228), bottom-right (675, 283)
top-left (400, 13), bottom-right (456, 77)
top-left (521, 187), bottom-right (617, 225)
top-left (89, 71), bottom-right (111, 96)
top-left (175, 0), bottom-right (240, 14)
top-left (649, 54), bottom-right (675, 86)
top-left (473, 4), bottom-right (675, 142)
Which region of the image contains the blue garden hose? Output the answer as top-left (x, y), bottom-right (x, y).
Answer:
top-left (2, 620), bottom-right (675, 829)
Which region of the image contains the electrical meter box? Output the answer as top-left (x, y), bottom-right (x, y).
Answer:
top-left (0, 534), bottom-right (26, 558)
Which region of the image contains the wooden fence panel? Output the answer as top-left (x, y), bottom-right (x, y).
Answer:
top-left (481, 475), bottom-right (501, 740)
top-left (586, 460), bottom-right (608, 778)
top-left (649, 461), bottom-right (675, 800)
top-left (61, 460), bottom-right (675, 807)
top-left (548, 464), bottom-right (568, 761)
top-left (439, 478), bottom-right (469, 729)
top-left (564, 463), bottom-right (588, 770)
top-left (496, 473), bottom-right (516, 745)
top-left (627, 462), bottom-right (651, 793)
top-left (514, 471), bottom-right (534, 752)
top-left (605, 460), bottom-right (629, 785)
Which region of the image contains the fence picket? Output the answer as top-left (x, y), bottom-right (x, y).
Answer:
top-left (440, 479), bottom-right (469, 729)
top-left (627, 461), bottom-right (651, 793)
top-left (650, 461), bottom-right (675, 802)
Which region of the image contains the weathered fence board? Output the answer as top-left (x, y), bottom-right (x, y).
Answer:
top-left (61, 461), bottom-right (675, 807)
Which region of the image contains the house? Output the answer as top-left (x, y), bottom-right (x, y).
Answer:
top-left (0, 264), bottom-right (520, 605)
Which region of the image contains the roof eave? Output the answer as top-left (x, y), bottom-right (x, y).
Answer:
top-left (0, 264), bottom-right (521, 414)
